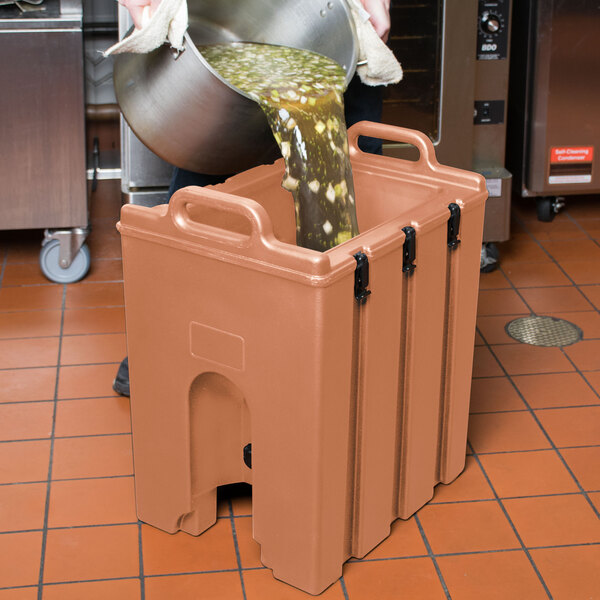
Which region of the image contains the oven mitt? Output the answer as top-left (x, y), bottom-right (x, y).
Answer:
top-left (348, 0), bottom-right (403, 86)
top-left (104, 0), bottom-right (187, 56)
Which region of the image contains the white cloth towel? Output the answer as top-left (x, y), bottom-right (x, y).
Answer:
top-left (104, 0), bottom-right (403, 88)
top-left (104, 0), bottom-right (187, 56)
top-left (348, 0), bottom-right (403, 86)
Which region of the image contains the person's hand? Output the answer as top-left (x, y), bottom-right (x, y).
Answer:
top-left (118, 0), bottom-right (162, 29)
top-left (360, 0), bottom-right (391, 42)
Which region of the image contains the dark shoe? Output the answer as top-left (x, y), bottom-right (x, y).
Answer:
top-left (113, 356), bottom-right (130, 397)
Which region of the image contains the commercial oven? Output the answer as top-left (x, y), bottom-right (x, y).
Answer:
top-left (0, 0), bottom-right (91, 282)
top-left (118, 0), bottom-right (513, 266)
top-left (507, 0), bottom-right (600, 221)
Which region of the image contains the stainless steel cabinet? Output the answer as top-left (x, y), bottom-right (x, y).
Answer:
top-left (0, 0), bottom-right (91, 282)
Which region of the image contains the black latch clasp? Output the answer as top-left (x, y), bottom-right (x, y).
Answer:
top-left (354, 252), bottom-right (371, 305)
top-left (402, 226), bottom-right (416, 273)
top-left (447, 203), bottom-right (461, 249)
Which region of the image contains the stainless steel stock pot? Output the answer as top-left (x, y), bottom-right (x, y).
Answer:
top-left (113, 0), bottom-right (358, 174)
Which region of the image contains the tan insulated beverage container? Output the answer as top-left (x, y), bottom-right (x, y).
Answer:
top-left (117, 123), bottom-right (488, 595)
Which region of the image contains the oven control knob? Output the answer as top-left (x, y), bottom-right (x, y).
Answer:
top-left (481, 12), bottom-right (501, 34)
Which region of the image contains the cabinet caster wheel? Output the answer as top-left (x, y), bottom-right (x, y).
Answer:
top-left (536, 196), bottom-right (565, 222)
top-left (480, 242), bottom-right (499, 273)
top-left (40, 240), bottom-right (91, 283)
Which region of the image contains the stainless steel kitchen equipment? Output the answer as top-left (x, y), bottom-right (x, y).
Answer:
top-left (383, 0), bottom-right (513, 269)
top-left (0, 0), bottom-right (91, 282)
top-left (113, 0), bottom-right (358, 176)
top-left (507, 0), bottom-right (600, 221)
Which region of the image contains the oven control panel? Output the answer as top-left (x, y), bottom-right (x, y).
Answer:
top-left (477, 0), bottom-right (509, 60)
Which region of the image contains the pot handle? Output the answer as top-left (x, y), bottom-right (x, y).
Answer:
top-left (169, 186), bottom-right (276, 251)
top-left (347, 121), bottom-right (439, 170)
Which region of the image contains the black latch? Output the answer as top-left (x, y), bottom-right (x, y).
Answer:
top-left (447, 203), bottom-right (461, 249)
top-left (243, 443), bottom-right (252, 469)
top-left (354, 252), bottom-right (371, 305)
top-left (402, 227), bottom-right (416, 273)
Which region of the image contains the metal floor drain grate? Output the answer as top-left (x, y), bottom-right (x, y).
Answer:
top-left (505, 316), bottom-right (582, 347)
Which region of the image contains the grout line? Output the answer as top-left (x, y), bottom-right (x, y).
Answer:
top-left (340, 575), bottom-right (351, 600)
top-left (470, 403), bottom-right (600, 414)
top-left (467, 442), bottom-right (555, 600)
top-left (228, 499), bottom-right (248, 600)
top-left (0, 432), bottom-right (131, 444)
top-left (413, 514), bottom-right (452, 600)
top-left (0, 361), bottom-right (122, 372)
top-left (138, 521), bottom-right (146, 600)
top-left (36, 284), bottom-right (67, 600)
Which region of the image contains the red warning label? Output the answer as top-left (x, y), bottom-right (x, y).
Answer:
top-left (550, 146), bottom-right (594, 163)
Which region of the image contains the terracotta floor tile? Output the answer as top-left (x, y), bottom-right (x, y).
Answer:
top-left (0, 402), bottom-right (54, 441)
top-left (491, 344), bottom-right (575, 375)
top-left (0, 310), bottom-right (61, 339)
top-left (0, 367), bottom-right (56, 403)
top-left (542, 309), bottom-right (600, 338)
top-left (541, 239), bottom-right (600, 262)
top-left (474, 330), bottom-right (484, 345)
top-left (4, 231), bottom-right (41, 263)
top-left (87, 226), bottom-right (122, 259)
top-left (360, 516), bottom-right (426, 560)
top-left (0, 440), bottom-right (50, 483)
top-left (51, 435), bottom-right (133, 479)
top-left (57, 363), bottom-right (120, 399)
top-left (476, 316), bottom-right (520, 345)
top-left (496, 240), bottom-right (552, 264)
top-left (43, 524), bottom-right (139, 583)
top-left (84, 259), bottom-right (123, 283)
top-left (502, 261), bottom-right (571, 288)
top-left (503, 494), bottom-right (600, 547)
top-left (0, 483), bottom-right (46, 532)
top-left (43, 579), bottom-right (141, 600)
top-left (478, 450), bottom-right (579, 497)
top-left (580, 284), bottom-right (600, 310)
top-left (471, 346), bottom-right (503, 378)
top-left (141, 519), bottom-right (238, 575)
top-left (518, 286), bottom-right (593, 313)
top-left (145, 572), bottom-right (242, 600)
top-left (231, 494), bottom-right (252, 517)
top-left (478, 269), bottom-right (511, 290)
top-left (437, 551), bottom-right (548, 600)
top-left (0, 338), bottom-right (59, 369)
top-left (558, 260), bottom-right (600, 284)
top-left (535, 406), bottom-right (600, 447)
top-left (0, 589), bottom-right (38, 600)
top-left (561, 447), bottom-right (600, 490)
top-left (0, 532), bottom-right (43, 587)
top-left (60, 333), bottom-right (127, 366)
top-left (469, 377), bottom-right (525, 413)
top-left (523, 221), bottom-right (589, 242)
top-left (245, 569), bottom-right (344, 599)
top-left (232, 516), bottom-right (262, 568)
top-left (417, 501), bottom-right (518, 554)
top-left (512, 372), bottom-right (599, 408)
top-left (468, 412), bottom-right (550, 453)
top-left (431, 456), bottom-right (493, 503)
top-left (565, 321), bottom-right (599, 360)
top-left (590, 492), bottom-right (600, 512)
top-left (2, 263), bottom-right (49, 286)
top-left (62, 306), bottom-right (126, 336)
top-left (65, 282), bottom-right (124, 308)
top-left (531, 545), bottom-right (600, 600)
top-left (48, 477), bottom-right (137, 527)
top-left (477, 289), bottom-right (529, 316)
top-left (0, 285), bottom-right (63, 311)
top-left (343, 557), bottom-right (446, 600)
top-left (585, 371), bottom-right (600, 396)
top-left (54, 397), bottom-right (131, 437)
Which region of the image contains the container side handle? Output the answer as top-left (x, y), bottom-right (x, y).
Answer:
top-left (169, 186), bottom-right (276, 251)
top-left (347, 121), bottom-right (439, 170)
